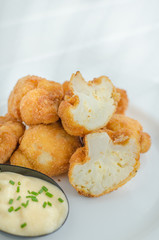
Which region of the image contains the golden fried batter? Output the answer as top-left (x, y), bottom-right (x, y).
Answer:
top-left (63, 82), bottom-right (128, 115)
top-left (10, 122), bottom-right (81, 177)
top-left (69, 130), bottom-right (140, 197)
top-left (106, 114), bottom-right (151, 153)
top-left (62, 81), bottom-right (70, 96)
top-left (59, 72), bottom-right (120, 136)
top-left (68, 114), bottom-right (151, 197)
top-left (116, 88), bottom-right (128, 114)
top-left (0, 114), bottom-right (25, 164)
top-left (8, 75), bottom-right (63, 125)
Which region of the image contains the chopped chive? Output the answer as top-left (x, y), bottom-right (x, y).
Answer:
top-left (18, 181), bottom-right (21, 185)
top-left (21, 222), bottom-right (27, 228)
top-left (8, 199), bottom-right (13, 204)
top-left (28, 190), bottom-right (31, 194)
top-left (25, 200), bottom-right (29, 207)
top-left (17, 196), bottom-right (21, 201)
top-left (22, 200), bottom-right (29, 208)
top-left (8, 206), bottom-right (14, 212)
top-left (45, 192), bottom-right (53, 198)
top-left (9, 180), bottom-right (15, 185)
top-left (48, 201), bottom-right (52, 207)
top-left (43, 202), bottom-right (47, 208)
top-left (31, 197), bottom-right (38, 202)
top-left (26, 195), bottom-right (38, 202)
top-left (30, 191), bottom-right (38, 196)
top-left (38, 188), bottom-right (43, 194)
top-left (16, 186), bottom-right (20, 193)
top-left (58, 198), bottom-right (64, 203)
top-left (15, 207), bottom-right (21, 212)
top-left (42, 186), bottom-right (48, 192)
top-left (26, 195), bottom-right (37, 199)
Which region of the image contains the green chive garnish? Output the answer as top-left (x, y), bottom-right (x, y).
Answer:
top-left (45, 192), bottom-right (53, 198)
top-left (22, 200), bottom-right (29, 208)
top-left (17, 196), bottom-right (21, 201)
top-left (15, 207), bottom-right (21, 212)
top-left (16, 186), bottom-right (20, 193)
top-left (21, 222), bottom-right (27, 228)
top-left (9, 180), bottom-right (15, 185)
top-left (8, 199), bottom-right (13, 204)
top-left (25, 200), bottom-right (29, 207)
top-left (42, 186), bottom-right (48, 192)
top-left (58, 198), bottom-right (64, 203)
top-left (18, 181), bottom-right (21, 185)
top-left (8, 206), bottom-right (14, 212)
top-left (31, 197), bottom-right (38, 202)
top-left (38, 188), bottom-right (43, 194)
top-left (28, 190), bottom-right (31, 194)
top-left (26, 196), bottom-right (38, 202)
top-left (43, 202), bottom-right (47, 208)
top-left (48, 201), bottom-right (52, 207)
top-left (30, 191), bottom-right (38, 196)
top-left (26, 195), bottom-right (37, 199)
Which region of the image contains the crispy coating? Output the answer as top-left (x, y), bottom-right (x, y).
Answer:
top-left (62, 81), bottom-right (70, 96)
top-left (68, 115), bottom-right (151, 197)
top-left (106, 114), bottom-right (151, 153)
top-left (8, 75), bottom-right (63, 125)
top-left (10, 122), bottom-right (81, 177)
top-left (140, 132), bottom-right (151, 153)
top-left (59, 72), bottom-right (120, 136)
top-left (63, 83), bottom-right (128, 115)
top-left (0, 114), bottom-right (25, 164)
top-left (116, 88), bottom-right (128, 114)
top-left (69, 130), bottom-right (140, 197)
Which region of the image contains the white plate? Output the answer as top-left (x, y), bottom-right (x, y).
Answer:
top-left (0, 1), bottom-right (159, 239)
top-left (0, 100), bottom-right (158, 240)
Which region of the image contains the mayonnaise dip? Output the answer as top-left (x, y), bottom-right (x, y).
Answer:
top-left (0, 172), bottom-right (68, 236)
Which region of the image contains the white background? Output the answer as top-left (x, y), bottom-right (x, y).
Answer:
top-left (0, 0), bottom-right (159, 240)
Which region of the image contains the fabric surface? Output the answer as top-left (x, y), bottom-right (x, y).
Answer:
top-left (0, 1), bottom-right (158, 240)
top-left (0, 0), bottom-right (158, 121)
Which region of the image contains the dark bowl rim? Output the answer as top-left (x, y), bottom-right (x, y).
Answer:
top-left (0, 164), bottom-right (69, 238)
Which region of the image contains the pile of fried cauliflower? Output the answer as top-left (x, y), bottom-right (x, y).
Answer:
top-left (0, 72), bottom-right (151, 197)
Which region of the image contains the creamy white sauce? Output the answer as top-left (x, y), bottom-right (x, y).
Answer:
top-left (0, 172), bottom-right (68, 236)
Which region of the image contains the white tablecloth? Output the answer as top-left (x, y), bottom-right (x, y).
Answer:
top-left (0, 1), bottom-right (159, 240)
top-left (0, 0), bottom-right (159, 120)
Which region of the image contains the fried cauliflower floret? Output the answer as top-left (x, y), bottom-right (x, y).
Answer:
top-left (0, 114), bottom-right (25, 164)
top-left (63, 82), bottom-right (128, 115)
top-left (8, 75), bottom-right (63, 125)
top-left (59, 72), bottom-right (120, 136)
top-left (69, 130), bottom-right (140, 197)
top-left (62, 81), bottom-right (70, 96)
top-left (106, 114), bottom-right (151, 153)
top-left (116, 88), bottom-right (128, 114)
top-left (10, 122), bottom-right (81, 177)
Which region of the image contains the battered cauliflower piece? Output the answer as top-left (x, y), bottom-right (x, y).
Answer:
top-left (62, 81), bottom-right (70, 96)
top-left (59, 72), bottom-right (120, 136)
top-left (116, 88), bottom-right (128, 114)
top-left (63, 81), bottom-right (128, 117)
top-left (10, 122), bottom-right (81, 177)
top-left (106, 114), bottom-right (151, 153)
top-left (69, 130), bottom-right (140, 197)
top-left (8, 75), bottom-right (63, 125)
top-left (0, 114), bottom-right (25, 164)
top-left (69, 114), bottom-right (151, 197)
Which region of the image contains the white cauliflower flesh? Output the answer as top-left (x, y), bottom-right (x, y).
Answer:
top-left (70, 132), bottom-right (139, 196)
top-left (70, 73), bottom-right (117, 131)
